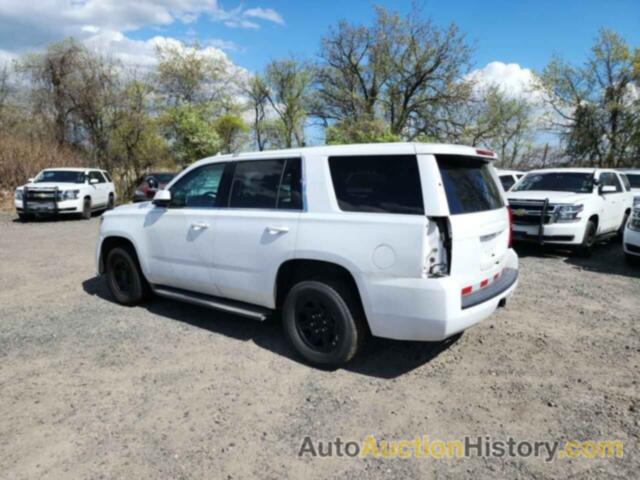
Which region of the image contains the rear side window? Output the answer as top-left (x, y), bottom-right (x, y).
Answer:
top-left (328, 155), bottom-right (424, 215)
top-left (436, 155), bottom-right (504, 215)
top-left (228, 158), bottom-right (302, 210)
top-left (499, 175), bottom-right (516, 191)
top-left (627, 174), bottom-right (640, 189)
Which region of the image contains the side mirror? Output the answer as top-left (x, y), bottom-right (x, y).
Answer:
top-left (28, 178), bottom-right (34, 183)
top-left (600, 185), bottom-right (617, 195)
top-left (152, 189), bottom-right (171, 207)
top-left (89, 178), bottom-right (99, 185)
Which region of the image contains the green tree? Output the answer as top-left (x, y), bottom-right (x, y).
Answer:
top-left (162, 104), bottom-right (221, 166)
top-left (539, 29), bottom-right (640, 167)
top-left (325, 117), bottom-right (401, 144)
top-left (213, 113), bottom-right (248, 154)
top-left (264, 58), bottom-right (313, 148)
top-left (315, 5), bottom-right (473, 139)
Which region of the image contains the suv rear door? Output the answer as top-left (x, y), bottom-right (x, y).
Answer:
top-left (209, 157), bottom-right (302, 307)
top-left (432, 155), bottom-right (510, 296)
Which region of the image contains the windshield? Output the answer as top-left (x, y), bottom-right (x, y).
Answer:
top-left (627, 174), bottom-right (640, 189)
top-left (513, 172), bottom-right (594, 194)
top-left (153, 173), bottom-right (176, 184)
top-left (35, 170), bottom-right (86, 184)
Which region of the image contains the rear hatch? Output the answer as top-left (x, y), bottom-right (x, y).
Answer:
top-left (435, 155), bottom-right (511, 301)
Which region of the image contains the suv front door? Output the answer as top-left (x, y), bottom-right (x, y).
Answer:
top-left (144, 162), bottom-right (228, 295)
top-left (598, 172), bottom-right (625, 232)
top-left (210, 158), bottom-right (302, 307)
top-left (88, 171), bottom-right (108, 206)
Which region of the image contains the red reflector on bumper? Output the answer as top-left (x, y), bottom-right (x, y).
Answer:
top-left (480, 279), bottom-right (489, 288)
top-left (461, 286), bottom-right (473, 296)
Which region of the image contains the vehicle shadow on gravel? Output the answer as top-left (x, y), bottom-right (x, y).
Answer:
top-left (82, 276), bottom-right (459, 378)
top-left (514, 241), bottom-right (639, 279)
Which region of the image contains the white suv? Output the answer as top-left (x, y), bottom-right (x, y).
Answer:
top-left (15, 168), bottom-right (116, 221)
top-left (96, 143), bottom-right (519, 367)
top-left (507, 168), bottom-right (634, 255)
top-left (623, 207), bottom-right (640, 262)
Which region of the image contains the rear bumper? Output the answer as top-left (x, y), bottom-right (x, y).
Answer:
top-left (363, 249), bottom-right (519, 341)
top-left (512, 222), bottom-right (584, 245)
top-left (623, 228), bottom-right (640, 256)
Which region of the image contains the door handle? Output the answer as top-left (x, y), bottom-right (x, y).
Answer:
top-left (266, 225), bottom-right (289, 234)
top-left (191, 222), bottom-right (209, 231)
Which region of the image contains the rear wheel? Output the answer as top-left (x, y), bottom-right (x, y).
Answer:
top-left (282, 280), bottom-right (365, 368)
top-left (81, 197), bottom-right (91, 220)
top-left (106, 247), bottom-right (149, 306)
top-left (577, 220), bottom-right (597, 257)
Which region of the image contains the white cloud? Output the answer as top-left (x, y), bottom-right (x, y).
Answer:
top-left (0, 1), bottom-right (284, 57)
top-left (243, 7), bottom-right (284, 25)
top-left (466, 61), bottom-right (541, 103)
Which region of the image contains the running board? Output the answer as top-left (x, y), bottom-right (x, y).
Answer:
top-left (152, 285), bottom-right (270, 321)
top-left (595, 231), bottom-right (618, 242)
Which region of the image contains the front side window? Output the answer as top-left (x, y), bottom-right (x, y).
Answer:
top-left (169, 163), bottom-right (226, 208)
top-left (89, 171), bottom-right (106, 184)
top-left (328, 155), bottom-right (424, 214)
top-left (619, 174), bottom-right (631, 191)
top-left (436, 155), bottom-right (504, 214)
top-left (513, 172), bottom-right (594, 194)
top-left (228, 159), bottom-right (287, 209)
top-left (599, 172), bottom-right (622, 193)
top-left (35, 170), bottom-right (86, 184)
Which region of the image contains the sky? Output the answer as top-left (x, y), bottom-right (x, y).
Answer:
top-left (0, 0), bottom-right (638, 126)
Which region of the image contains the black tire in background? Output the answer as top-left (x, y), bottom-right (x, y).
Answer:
top-left (618, 211), bottom-right (630, 240)
top-left (577, 220), bottom-right (597, 257)
top-left (105, 247), bottom-right (149, 306)
top-left (81, 197), bottom-right (91, 220)
top-left (282, 280), bottom-right (366, 368)
top-left (107, 194), bottom-right (114, 210)
top-left (18, 213), bottom-right (32, 222)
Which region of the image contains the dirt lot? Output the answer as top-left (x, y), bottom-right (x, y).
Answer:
top-left (0, 212), bottom-right (638, 479)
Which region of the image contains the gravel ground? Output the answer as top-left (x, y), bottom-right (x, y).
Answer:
top-left (0, 212), bottom-right (638, 479)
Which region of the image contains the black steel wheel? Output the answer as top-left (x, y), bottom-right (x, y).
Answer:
top-left (283, 280), bottom-right (365, 368)
top-left (106, 247), bottom-right (148, 306)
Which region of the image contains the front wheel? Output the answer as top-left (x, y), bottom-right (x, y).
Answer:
top-left (577, 220), bottom-right (597, 257)
top-left (18, 213), bottom-right (33, 222)
top-left (106, 194), bottom-right (114, 210)
top-left (282, 280), bottom-right (365, 368)
top-left (618, 211), bottom-right (630, 240)
top-left (106, 247), bottom-right (149, 306)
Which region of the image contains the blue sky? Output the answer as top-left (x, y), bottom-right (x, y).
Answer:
top-left (123, 0), bottom-right (640, 73)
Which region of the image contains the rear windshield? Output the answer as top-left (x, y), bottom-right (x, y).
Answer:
top-left (436, 155), bottom-right (504, 215)
top-left (627, 174), bottom-right (640, 189)
top-left (329, 155), bottom-right (424, 215)
top-left (35, 170), bottom-right (86, 183)
top-left (513, 172), bottom-right (594, 194)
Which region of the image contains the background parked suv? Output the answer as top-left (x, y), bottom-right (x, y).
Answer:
top-left (15, 168), bottom-right (116, 221)
top-left (132, 172), bottom-right (177, 203)
top-left (507, 168), bottom-right (633, 255)
top-left (96, 143), bottom-right (518, 367)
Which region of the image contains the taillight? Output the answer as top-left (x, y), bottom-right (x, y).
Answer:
top-left (475, 148), bottom-right (496, 157)
top-left (507, 207), bottom-right (513, 247)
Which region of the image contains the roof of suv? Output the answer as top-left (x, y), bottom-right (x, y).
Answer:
top-left (527, 168), bottom-right (617, 174)
top-left (43, 167), bottom-right (106, 173)
top-left (193, 142), bottom-right (496, 167)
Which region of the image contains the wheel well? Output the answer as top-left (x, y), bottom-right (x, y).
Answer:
top-left (275, 259), bottom-right (365, 312)
top-left (99, 236), bottom-right (137, 274)
top-left (589, 214), bottom-right (599, 230)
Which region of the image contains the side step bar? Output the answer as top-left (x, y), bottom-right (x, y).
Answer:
top-left (152, 285), bottom-right (271, 321)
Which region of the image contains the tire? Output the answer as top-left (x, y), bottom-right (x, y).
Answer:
top-left (18, 213), bottom-right (32, 222)
top-left (577, 220), bottom-right (597, 257)
top-left (81, 197), bottom-right (91, 220)
top-left (105, 247), bottom-right (149, 306)
top-left (282, 280), bottom-right (365, 368)
top-left (106, 194), bottom-right (114, 210)
top-left (626, 253), bottom-right (639, 265)
top-left (618, 211), bottom-right (630, 240)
